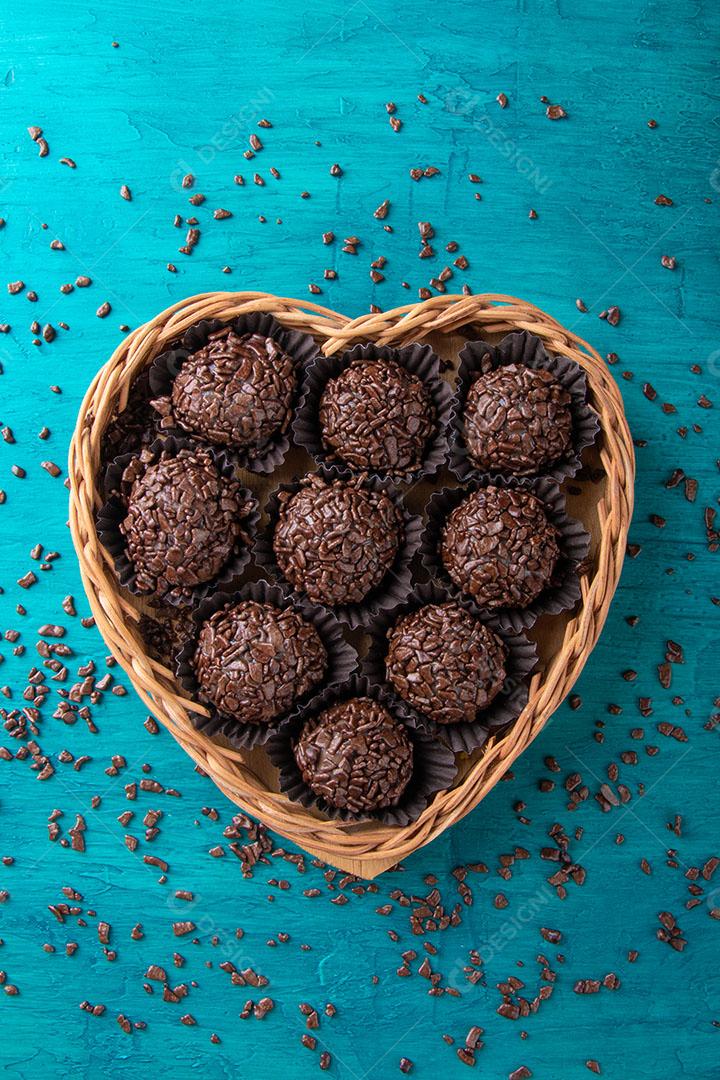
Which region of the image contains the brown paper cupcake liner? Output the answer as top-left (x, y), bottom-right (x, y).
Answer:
top-left (421, 475), bottom-right (591, 634)
top-left (363, 581), bottom-right (538, 755)
top-left (96, 435), bottom-right (259, 610)
top-left (449, 330), bottom-right (600, 484)
top-left (293, 340), bottom-right (453, 484)
top-left (148, 311), bottom-right (321, 474)
top-left (265, 675), bottom-right (457, 826)
top-left (253, 466), bottom-right (424, 631)
top-left (174, 580), bottom-right (358, 750)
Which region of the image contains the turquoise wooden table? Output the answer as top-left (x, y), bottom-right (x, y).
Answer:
top-left (0, 2), bottom-right (718, 1077)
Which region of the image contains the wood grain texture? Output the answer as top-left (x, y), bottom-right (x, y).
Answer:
top-left (0, 1), bottom-right (718, 1078)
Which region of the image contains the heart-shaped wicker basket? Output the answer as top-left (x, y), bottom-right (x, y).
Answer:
top-left (68, 292), bottom-right (634, 878)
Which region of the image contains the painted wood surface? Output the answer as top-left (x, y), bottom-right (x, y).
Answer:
top-left (0, 1), bottom-right (718, 1077)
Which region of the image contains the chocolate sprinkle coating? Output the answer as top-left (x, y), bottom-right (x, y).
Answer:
top-left (139, 607), bottom-right (194, 669)
top-left (318, 357), bottom-right (435, 473)
top-left (120, 448), bottom-right (252, 601)
top-left (272, 472), bottom-right (403, 606)
top-left (152, 327), bottom-right (297, 450)
top-left (294, 697), bottom-right (413, 812)
top-left (441, 486), bottom-right (560, 609)
top-left (100, 369), bottom-right (158, 482)
top-left (464, 364), bottom-right (573, 475)
top-left (194, 600), bottom-right (327, 724)
top-left (385, 602), bottom-right (507, 724)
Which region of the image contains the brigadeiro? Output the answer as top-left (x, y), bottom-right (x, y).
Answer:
top-left (99, 369), bottom-right (159, 494)
top-left (294, 342), bottom-right (452, 482)
top-left (440, 485), bottom-right (558, 609)
top-left (385, 601), bottom-right (508, 724)
top-left (149, 313), bottom-right (319, 471)
top-left (175, 582), bottom-right (357, 749)
top-left (267, 676), bottom-right (457, 824)
top-left (194, 601), bottom-right (327, 725)
top-left (422, 478), bottom-right (590, 632)
top-left (260, 469), bottom-right (420, 622)
top-left (294, 697), bottom-right (414, 813)
top-left (319, 355), bottom-right (434, 473)
top-left (139, 606), bottom-right (194, 671)
top-left (97, 440), bottom-right (257, 607)
top-left (451, 330), bottom-right (599, 482)
top-left (464, 365), bottom-right (572, 475)
top-left (364, 583), bottom-right (538, 753)
top-left (152, 326), bottom-right (295, 449)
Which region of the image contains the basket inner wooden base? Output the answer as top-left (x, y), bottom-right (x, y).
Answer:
top-left (69, 293), bottom-right (633, 879)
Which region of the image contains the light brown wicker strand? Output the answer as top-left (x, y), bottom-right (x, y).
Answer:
top-left (68, 292), bottom-right (634, 877)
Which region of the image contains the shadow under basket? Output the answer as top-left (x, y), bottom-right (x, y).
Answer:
top-left (68, 291), bottom-right (634, 879)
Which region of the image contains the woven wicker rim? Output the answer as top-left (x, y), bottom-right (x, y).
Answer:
top-left (68, 291), bottom-right (635, 878)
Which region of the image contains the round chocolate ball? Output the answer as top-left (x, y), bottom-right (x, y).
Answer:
top-left (194, 600), bottom-right (327, 724)
top-left (294, 697), bottom-right (413, 813)
top-left (101, 369), bottom-right (158, 480)
top-left (318, 357), bottom-right (436, 474)
top-left (464, 364), bottom-right (572, 475)
top-left (440, 486), bottom-right (560, 609)
top-left (154, 327), bottom-right (297, 451)
top-left (272, 473), bottom-right (403, 606)
top-left (386, 602), bottom-right (507, 724)
top-left (140, 607), bottom-right (194, 669)
top-left (120, 448), bottom-right (251, 600)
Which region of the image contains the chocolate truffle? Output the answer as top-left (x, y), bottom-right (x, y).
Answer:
top-left (386, 602), bottom-right (507, 724)
top-left (272, 472), bottom-right (403, 606)
top-left (463, 364), bottom-right (572, 475)
top-left (194, 600), bottom-right (327, 724)
top-left (440, 486), bottom-right (560, 609)
top-left (152, 326), bottom-right (297, 451)
top-left (318, 357), bottom-right (436, 475)
top-left (100, 369), bottom-right (158, 479)
top-left (140, 607), bottom-right (194, 669)
top-left (120, 448), bottom-right (252, 601)
top-left (294, 697), bottom-right (413, 813)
